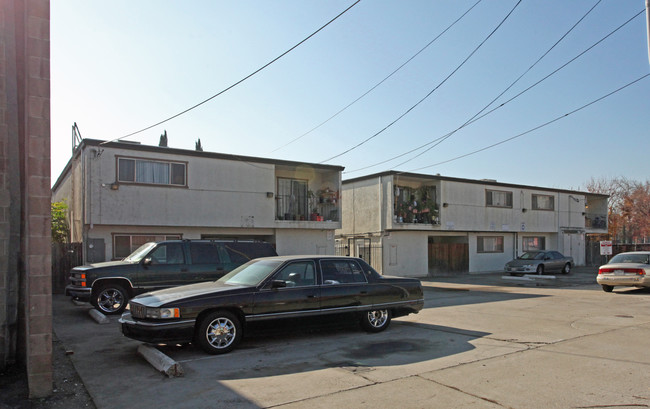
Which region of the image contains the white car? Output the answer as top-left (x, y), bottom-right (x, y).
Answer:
top-left (597, 251), bottom-right (650, 292)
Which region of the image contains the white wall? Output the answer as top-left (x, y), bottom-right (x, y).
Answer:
top-left (440, 181), bottom-right (566, 233)
top-left (380, 231), bottom-right (428, 278)
top-left (84, 147), bottom-right (277, 228)
top-left (339, 177), bottom-right (382, 235)
top-left (468, 232), bottom-right (516, 273)
top-left (275, 229), bottom-right (335, 256)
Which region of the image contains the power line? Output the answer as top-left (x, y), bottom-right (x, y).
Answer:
top-left (269, 0), bottom-right (483, 153)
top-left (408, 73), bottom-right (650, 171)
top-left (345, 5), bottom-right (643, 175)
top-left (389, 0), bottom-right (603, 168)
top-left (101, 0), bottom-right (361, 145)
top-left (318, 0), bottom-right (522, 164)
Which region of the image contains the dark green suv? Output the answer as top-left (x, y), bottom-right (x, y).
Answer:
top-left (65, 240), bottom-right (277, 315)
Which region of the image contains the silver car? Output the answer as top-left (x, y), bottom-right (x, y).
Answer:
top-left (597, 251), bottom-right (650, 292)
top-left (505, 250), bottom-right (573, 275)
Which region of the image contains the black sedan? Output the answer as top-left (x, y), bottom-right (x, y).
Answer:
top-left (119, 256), bottom-right (424, 354)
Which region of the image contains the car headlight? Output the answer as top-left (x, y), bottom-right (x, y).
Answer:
top-left (146, 307), bottom-right (180, 319)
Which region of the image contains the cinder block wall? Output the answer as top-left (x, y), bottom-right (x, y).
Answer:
top-left (0, 0), bottom-right (52, 398)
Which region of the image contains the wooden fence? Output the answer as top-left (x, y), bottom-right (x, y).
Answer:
top-left (428, 243), bottom-right (469, 274)
top-left (51, 242), bottom-right (83, 294)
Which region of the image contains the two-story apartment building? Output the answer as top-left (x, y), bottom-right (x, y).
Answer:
top-left (338, 171), bottom-right (608, 276)
top-left (52, 139), bottom-right (343, 263)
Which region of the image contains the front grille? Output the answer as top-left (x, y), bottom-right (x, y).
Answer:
top-left (130, 303), bottom-right (147, 319)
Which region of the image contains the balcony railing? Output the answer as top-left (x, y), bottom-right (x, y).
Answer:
top-left (276, 195), bottom-right (339, 222)
top-left (585, 214), bottom-right (607, 229)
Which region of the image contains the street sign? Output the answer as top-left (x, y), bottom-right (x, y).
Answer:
top-left (600, 240), bottom-right (612, 255)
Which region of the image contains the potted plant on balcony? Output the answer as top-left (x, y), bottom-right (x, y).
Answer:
top-left (308, 190), bottom-right (319, 221)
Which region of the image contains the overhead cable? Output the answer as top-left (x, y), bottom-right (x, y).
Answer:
top-left (270, 0), bottom-right (483, 153)
top-left (319, 0), bottom-right (522, 164)
top-left (101, 0), bottom-right (361, 145)
top-left (408, 73), bottom-right (650, 171)
top-left (345, 5), bottom-right (643, 174)
top-left (389, 0), bottom-right (603, 168)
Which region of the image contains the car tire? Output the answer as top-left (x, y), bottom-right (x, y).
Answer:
top-left (361, 309), bottom-right (391, 333)
top-left (562, 263), bottom-right (571, 274)
top-left (536, 265), bottom-right (544, 275)
top-left (195, 310), bottom-right (242, 354)
top-left (601, 285), bottom-right (614, 293)
top-left (91, 283), bottom-right (129, 315)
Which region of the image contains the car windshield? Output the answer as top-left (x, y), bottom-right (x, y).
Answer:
top-left (608, 253), bottom-right (650, 265)
top-left (123, 242), bottom-right (157, 262)
top-left (218, 259), bottom-right (283, 286)
top-left (519, 252), bottom-right (544, 260)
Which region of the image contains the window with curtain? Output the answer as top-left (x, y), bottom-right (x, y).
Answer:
top-left (113, 234), bottom-right (182, 259)
top-left (523, 237), bottom-right (545, 251)
top-left (486, 190), bottom-right (513, 208)
top-left (532, 194), bottom-right (554, 210)
top-left (118, 157), bottom-right (186, 186)
top-left (477, 236), bottom-right (504, 253)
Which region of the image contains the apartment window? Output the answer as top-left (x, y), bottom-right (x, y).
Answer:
top-left (117, 157), bottom-right (186, 186)
top-left (477, 236), bottom-right (504, 253)
top-left (113, 234), bottom-right (181, 259)
top-left (522, 237), bottom-right (545, 251)
top-left (486, 190), bottom-right (512, 208)
top-left (276, 177), bottom-right (308, 220)
top-left (532, 194), bottom-right (554, 210)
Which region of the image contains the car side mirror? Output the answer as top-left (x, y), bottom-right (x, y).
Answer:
top-left (143, 257), bottom-right (152, 266)
top-left (271, 280), bottom-right (287, 289)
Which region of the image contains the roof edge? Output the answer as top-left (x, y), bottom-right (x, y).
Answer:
top-left (343, 170), bottom-right (609, 198)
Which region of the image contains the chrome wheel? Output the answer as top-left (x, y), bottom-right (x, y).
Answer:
top-left (367, 310), bottom-right (388, 328)
top-left (93, 284), bottom-right (128, 314)
top-left (361, 309), bottom-right (391, 332)
top-left (206, 317), bottom-right (236, 349)
top-left (196, 310), bottom-right (242, 354)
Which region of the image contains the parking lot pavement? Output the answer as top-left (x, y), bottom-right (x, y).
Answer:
top-left (53, 267), bottom-right (650, 409)
top-left (423, 266), bottom-right (600, 289)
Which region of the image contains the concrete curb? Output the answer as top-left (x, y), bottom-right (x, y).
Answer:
top-left (501, 274), bottom-right (557, 282)
top-left (88, 309), bottom-right (110, 324)
top-left (137, 344), bottom-right (184, 377)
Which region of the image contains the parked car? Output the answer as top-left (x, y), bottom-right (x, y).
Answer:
top-left (504, 250), bottom-right (573, 275)
top-left (119, 255), bottom-right (424, 354)
top-left (597, 251), bottom-right (650, 292)
top-left (65, 240), bottom-right (277, 315)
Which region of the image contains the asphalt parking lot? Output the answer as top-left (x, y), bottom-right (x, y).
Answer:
top-left (52, 267), bottom-right (650, 408)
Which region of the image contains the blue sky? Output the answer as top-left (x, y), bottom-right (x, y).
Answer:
top-left (51, 1), bottom-right (650, 190)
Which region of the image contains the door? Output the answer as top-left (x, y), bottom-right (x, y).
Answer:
top-left (140, 242), bottom-right (187, 288)
top-left (253, 261), bottom-right (320, 318)
top-left (188, 242), bottom-right (227, 282)
top-left (319, 259), bottom-right (370, 311)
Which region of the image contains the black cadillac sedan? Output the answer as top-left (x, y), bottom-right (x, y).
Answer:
top-left (119, 255), bottom-right (424, 354)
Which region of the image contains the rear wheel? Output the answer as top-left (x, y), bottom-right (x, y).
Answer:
top-left (562, 263), bottom-right (571, 274)
top-left (361, 309), bottom-right (391, 333)
top-left (536, 265), bottom-right (544, 275)
top-left (91, 283), bottom-right (129, 315)
top-left (195, 310), bottom-right (242, 354)
top-left (601, 284), bottom-right (614, 293)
